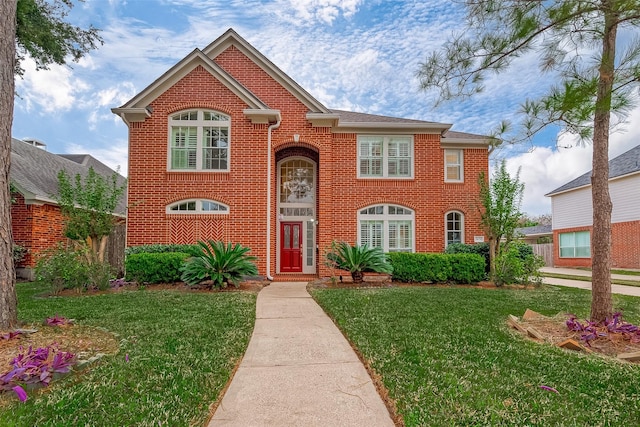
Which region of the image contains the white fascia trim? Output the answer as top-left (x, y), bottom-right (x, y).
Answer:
top-left (243, 109), bottom-right (281, 124)
top-left (440, 138), bottom-right (491, 148)
top-left (110, 107), bottom-right (151, 123)
top-left (306, 113), bottom-right (340, 127)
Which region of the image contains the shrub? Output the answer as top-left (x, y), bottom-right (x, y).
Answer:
top-left (35, 244), bottom-right (90, 294)
top-left (125, 244), bottom-right (201, 257)
top-left (494, 242), bottom-right (545, 286)
top-left (325, 242), bottom-right (393, 283)
top-left (388, 252), bottom-right (485, 284)
top-left (181, 240), bottom-right (258, 289)
top-left (125, 252), bottom-right (190, 284)
top-left (12, 245), bottom-right (27, 264)
top-left (445, 243), bottom-right (490, 273)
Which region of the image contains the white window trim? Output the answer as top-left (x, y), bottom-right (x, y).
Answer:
top-left (357, 135), bottom-right (414, 179)
top-left (445, 210), bottom-right (465, 247)
top-left (444, 149), bottom-right (464, 183)
top-left (357, 204), bottom-right (415, 252)
top-left (559, 231), bottom-right (591, 258)
top-left (167, 109), bottom-right (231, 172)
top-left (166, 199), bottom-right (229, 214)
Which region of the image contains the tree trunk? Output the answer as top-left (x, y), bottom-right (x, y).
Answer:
top-left (0, 0), bottom-right (17, 331)
top-left (488, 238), bottom-right (497, 283)
top-left (351, 271), bottom-right (364, 283)
top-left (590, 2), bottom-right (616, 322)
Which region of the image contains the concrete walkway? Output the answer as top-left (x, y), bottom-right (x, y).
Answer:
top-left (208, 282), bottom-right (395, 427)
top-left (541, 267), bottom-right (640, 297)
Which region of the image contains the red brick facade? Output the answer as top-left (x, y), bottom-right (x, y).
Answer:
top-left (118, 31), bottom-right (489, 278)
top-left (553, 220), bottom-right (640, 269)
top-left (11, 192), bottom-right (66, 269)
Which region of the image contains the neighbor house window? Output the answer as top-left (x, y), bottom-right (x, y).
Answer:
top-left (445, 211), bottom-right (464, 246)
top-left (559, 231), bottom-right (590, 258)
top-left (166, 199), bottom-right (229, 214)
top-left (445, 149), bottom-right (463, 182)
top-left (358, 136), bottom-right (413, 178)
top-left (358, 204), bottom-right (414, 252)
top-left (169, 110), bottom-right (230, 171)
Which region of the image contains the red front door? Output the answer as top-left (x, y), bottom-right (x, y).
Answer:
top-left (280, 222), bottom-right (302, 272)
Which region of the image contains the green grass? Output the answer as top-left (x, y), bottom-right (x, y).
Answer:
top-left (2, 282), bottom-right (256, 426)
top-left (542, 272), bottom-right (640, 287)
top-left (577, 267), bottom-right (640, 276)
top-left (310, 285), bottom-right (640, 426)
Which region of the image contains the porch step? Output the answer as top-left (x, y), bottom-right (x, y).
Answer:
top-left (271, 274), bottom-right (318, 283)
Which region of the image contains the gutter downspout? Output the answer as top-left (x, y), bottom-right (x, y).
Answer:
top-left (266, 118), bottom-right (281, 281)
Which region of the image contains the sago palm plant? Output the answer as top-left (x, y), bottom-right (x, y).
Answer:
top-left (325, 241), bottom-right (393, 283)
top-left (181, 240), bottom-right (258, 289)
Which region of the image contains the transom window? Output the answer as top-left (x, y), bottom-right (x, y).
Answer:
top-left (559, 231), bottom-right (590, 258)
top-left (358, 204), bottom-right (414, 252)
top-left (445, 211), bottom-right (464, 246)
top-left (166, 199), bottom-right (229, 214)
top-left (279, 158), bottom-right (315, 204)
top-left (358, 136), bottom-right (413, 178)
top-left (169, 110), bottom-right (230, 171)
top-left (445, 149), bottom-right (463, 182)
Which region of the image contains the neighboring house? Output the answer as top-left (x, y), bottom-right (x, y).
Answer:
top-left (112, 29), bottom-right (490, 280)
top-left (516, 225), bottom-right (553, 244)
top-left (10, 138), bottom-right (127, 279)
top-left (546, 144), bottom-right (640, 269)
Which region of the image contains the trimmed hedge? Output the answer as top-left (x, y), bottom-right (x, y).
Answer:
top-left (125, 252), bottom-right (190, 284)
top-left (387, 252), bottom-right (485, 284)
top-left (445, 242), bottom-right (490, 273)
top-left (125, 244), bottom-right (201, 257)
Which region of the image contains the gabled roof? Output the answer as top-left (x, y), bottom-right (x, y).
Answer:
top-left (112, 47), bottom-right (280, 124)
top-left (10, 138), bottom-right (127, 216)
top-left (203, 29), bottom-right (331, 114)
top-left (546, 144), bottom-right (640, 196)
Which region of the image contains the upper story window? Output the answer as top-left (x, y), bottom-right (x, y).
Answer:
top-left (358, 204), bottom-right (415, 252)
top-left (559, 231), bottom-right (590, 258)
top-left (358, 136), bottom-right (413, 179)
top-left (445, 149), bottom-right (463, 182)
top-left (169, 110), bottom-right (230, 171)
top-left (445, 211), bottom-right (464, 246)
top-left (166, 199), bottom-right (229, 214)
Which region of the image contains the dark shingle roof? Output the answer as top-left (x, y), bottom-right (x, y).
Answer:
top-left (11, 138), bottom-right (127, 215)
top-left (330, 109), bottom-right (441, 125)
top-left (546, 144), bottom-right (640, 196)
top-left (516, 224), bottom-right (552, 236)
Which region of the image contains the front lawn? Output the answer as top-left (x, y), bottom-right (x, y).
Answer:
top-left (1, 282), bottom-right (256, 426)
top-left (311, 285), bottom-right (640, 426)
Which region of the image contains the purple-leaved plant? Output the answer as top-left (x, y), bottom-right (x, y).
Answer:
top-left (0, 344), bottom-right (76, 402)
top-left (46, 314), bottom-right (70, 326)
top-left (567, 312), bottom-right (640, 346)
top-left (1, 331), bottom-right (22, 340)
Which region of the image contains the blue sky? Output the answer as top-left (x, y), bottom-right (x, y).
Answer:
top-left (12, 0), bottom-right (640, 215)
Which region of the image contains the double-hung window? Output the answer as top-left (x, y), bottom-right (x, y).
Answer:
top-left (169, 110), bottom-right (230, 171)
top-left (445, 149), bottom-right (463, 182)
top-left (559, 231), bottom-right (590, 258)
top-left (358, 204), bottom-right (414, 252)
top-left (358, 136), bottom-right (413, 178)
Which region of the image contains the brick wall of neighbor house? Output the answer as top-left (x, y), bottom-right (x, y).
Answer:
top-left (553, 221), bottom-right (640, 269)
top-left (126, 45), bottom-right (488, 277)
top-left (11, 193), bottom-right (66, 269)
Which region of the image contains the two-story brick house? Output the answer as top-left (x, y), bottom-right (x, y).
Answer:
top-left (112, 29), bottom-right (489, 280)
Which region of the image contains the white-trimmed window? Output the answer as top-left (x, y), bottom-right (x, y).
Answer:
top-left (358, 204), bottom-right (414, 252)
top-left (166, 199), bottom-right (229, 214)
top-left (445, 211), bottom-right (464, 246)
top-left (358, 136), bottom-right (413, 178)
top-left (559, 231), bottom-right (590, 258)
top-left (445, 149), bottom-right (463, 182)
top-left (169, 110), bottom-right (230, 171)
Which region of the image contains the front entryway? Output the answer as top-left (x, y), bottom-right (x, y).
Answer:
top-left (280, 222), bottom-right (302, 272)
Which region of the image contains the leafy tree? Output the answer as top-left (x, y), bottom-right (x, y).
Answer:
top-left (57, 167), bottom-right (126, 263)
top-left (478, 160), bottom-right (525, 282)
top-left (417, 1), bottom-right (640, 322)
top-left (181, 240), bottom-right (258, 289)
top-left (325, 241), bottom-right (393, 283)
top-left (0, 0), bottom-right (102, 330)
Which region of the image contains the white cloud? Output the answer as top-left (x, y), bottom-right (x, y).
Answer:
top-left (16, 58), bottom-right (90, 114)
top-left (505, 104), bottom-right (640, 216)
top-left (273, 0), bottom-right (363, 25)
